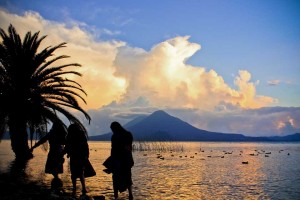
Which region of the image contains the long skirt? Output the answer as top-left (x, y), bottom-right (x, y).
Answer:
top-left (113, 166), bottom-right (133, 193)
top-left (45, 150), bottom-right (64, 174)
top-left (70, 157), bottom-right (96, 178)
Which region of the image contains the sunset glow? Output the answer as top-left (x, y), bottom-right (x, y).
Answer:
top-left (0, 1), bottom-right (299, 136)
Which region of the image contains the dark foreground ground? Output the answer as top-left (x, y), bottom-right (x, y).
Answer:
top-left (0, 172), bottom-right (105, 200)
top-left (0, 172), bottom-right (70, 200)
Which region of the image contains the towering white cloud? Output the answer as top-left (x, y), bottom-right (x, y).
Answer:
top-left (114, 36), bottom-right (275, 110)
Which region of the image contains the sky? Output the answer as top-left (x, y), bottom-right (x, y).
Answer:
top-left (0, 0), bottom-right (299, 137)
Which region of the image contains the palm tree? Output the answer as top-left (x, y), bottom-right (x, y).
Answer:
top-left (0, 24), bottom-right (91, 160)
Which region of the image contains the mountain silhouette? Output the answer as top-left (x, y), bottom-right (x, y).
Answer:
top-left (123, 110), bottom-right (244, 141)
top-left (90, 110), bottom-right (300, 141)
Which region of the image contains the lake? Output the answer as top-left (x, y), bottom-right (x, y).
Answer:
top-left (0, 141), bottom-right (300, 199)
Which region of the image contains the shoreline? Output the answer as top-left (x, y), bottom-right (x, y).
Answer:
top-left (0, 171), bottom-right (105, 200)
top-left (0, 171), bottom-right (69, 200)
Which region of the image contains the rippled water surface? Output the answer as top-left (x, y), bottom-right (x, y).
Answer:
top-left (1, 141), bottom-right (300, 199)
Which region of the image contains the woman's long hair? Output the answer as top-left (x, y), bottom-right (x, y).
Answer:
top-left (50, 122), bottom-right (68, 144)
top-left (67, 123), bottom-right (87, 144)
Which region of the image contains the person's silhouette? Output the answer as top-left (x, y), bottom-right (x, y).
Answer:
top-left (110, 121), bottom-right (134, 200)
top-left (65, 123), bottom-right (95, 196)
top-left (30, 122), bottom-right (67, 180)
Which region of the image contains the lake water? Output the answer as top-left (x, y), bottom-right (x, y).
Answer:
top-left (0, 140), bottom-right (300, 200)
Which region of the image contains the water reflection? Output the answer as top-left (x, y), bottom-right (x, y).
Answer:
top-left (0, 141), bottom-right (300, 199)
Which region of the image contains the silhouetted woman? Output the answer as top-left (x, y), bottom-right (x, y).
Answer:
top-left (110, 121), bottom-right (134, 200)
top-left (30, 122), bottom-right (67, 179)
top-left (65, 123), bottom-right (95, 196)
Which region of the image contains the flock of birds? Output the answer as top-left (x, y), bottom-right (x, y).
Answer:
top-left (141, 148), bottom-right (291, 164)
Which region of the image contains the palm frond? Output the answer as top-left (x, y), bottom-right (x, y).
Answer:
top-left (33, 42), bottom-right (67, 68)
top-left (0, 24), bottom-right (91, 153)
top-left (37, 63), bottom-right (82, 81)
top-left (40, 84), bottom-right (87, 104)
top-left (45, 78), bottom-right (83, 88)
top-left (34, 55), bottom-right (70, 75)
top-left (47, 85), bottom-right (87, 101)
top-left (45, 101), bottom-right (90, 130)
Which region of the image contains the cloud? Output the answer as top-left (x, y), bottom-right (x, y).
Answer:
top-left (267, 79), bottom-right (280, 86)
top-left (75, 97), bottom-right (157, 135)
top-left (114, 36), bottom-right (276, 110)
top-left (101, 28), bottom-right (121, 36)
top-left (193, 107), bottom-right (300, 136)
top-left (0, 9), bottom-right (126, 109)
top-left (0, 9), bottom-right (276, 111)
top-left (3, 8), bottom-right (297, 137)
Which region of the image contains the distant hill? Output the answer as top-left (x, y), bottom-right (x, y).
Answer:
top-left (89, 110), bottom-right (300, 142)
top-left (267, 133), bottom-right (300, 142)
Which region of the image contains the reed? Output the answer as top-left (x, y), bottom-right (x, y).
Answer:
top-left (133, 141), bottom-right (184, 152)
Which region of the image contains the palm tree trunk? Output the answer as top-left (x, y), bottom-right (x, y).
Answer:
top-left (9, 116), bottom-right (33, 160)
